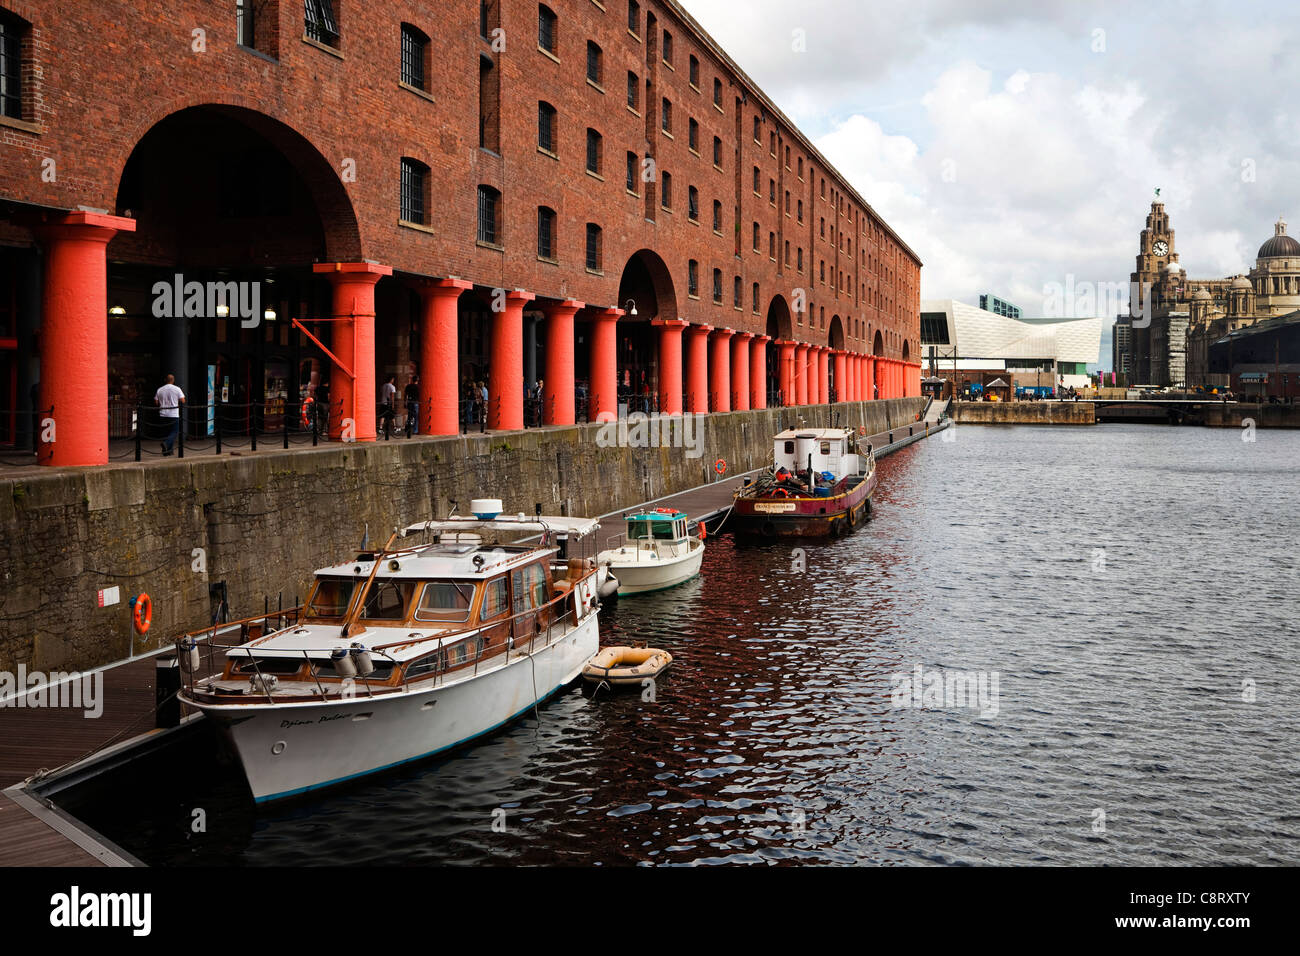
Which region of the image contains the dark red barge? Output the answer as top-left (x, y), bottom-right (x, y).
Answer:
top-left (729, 428), bottom-right (878, 540)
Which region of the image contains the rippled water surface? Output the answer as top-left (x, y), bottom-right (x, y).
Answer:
top-left (65, 425), bottom-right (1300, 865)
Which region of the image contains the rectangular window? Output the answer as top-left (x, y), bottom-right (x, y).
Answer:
top-left (0, 12), bottom-right (21, 120)
top-left (401, 24), bottom-right (428, 90)
top-left (477, 186), bottom-right (500, 245)
top-left (400, 159), bottom-right (427, 225)
top-left (688, 186), bottom-right (699, 221)
top-left (586, 224), bottom-right (602, 271)
top-left (627, 71), bottom-right (638, 110)
top-left (753, 116), bottom-right (761, 142)
top-left (712, 200), bottom-right (722, 233)
top-left (538, 207), bottom-right (556, 260)
top-left (586, 128), bottom-right (602, 175)
top-left (538, 102), bottom-right (556, 153)
top-left (662, 30), bottom-right (672, 66)
top-left (713, 78), bottom-right (723, 107)
top-left (628, 0), bottom-right (640, 35)
top-left (688, 260), bottom-right (699, 297)
top-left (752, 166), bottom-right (760, 193)
top-left (712, 269), bottom-right (722, 304)
top-left (626, 151), bottom-right (638, 192)
top-left (689, 54), bottom-right (699, 87)
top-left (688, 117), bottom-right (698, 152)
top-left (236, 0), bottom-right (256, 49)
top-left (661, 172), bottom-right (672, 209)
top-left (752, 222), bottom-right (759, 251)
top-left (661, 97), bottom-right (672, 134)
top-left (733, 276), bottom-right (741, 308)
top-left (538, 5), bottom-right (557, 54)
top-left (712, 136), bottom-right (722, 167)
top-left (304, 0), bottom-right (340, 47)
top-left (586, 41), bottom-right (602, 85)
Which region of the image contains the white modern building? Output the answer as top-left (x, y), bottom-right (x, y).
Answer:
top-left (920, 299), bottom-right (1104, 391)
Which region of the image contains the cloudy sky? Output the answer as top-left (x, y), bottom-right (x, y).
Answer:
top-left (682, 0), bottom-right (1300, 366)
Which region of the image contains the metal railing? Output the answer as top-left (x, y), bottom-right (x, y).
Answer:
top-left (176, 566), bottom-right (599, 705)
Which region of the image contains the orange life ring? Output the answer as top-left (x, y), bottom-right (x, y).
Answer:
top-left (714, 458), bottom-right (727, 475)
top-left (133, 593), bottom-right (152, 634)
top-left (858, 426), bottom-right (866, 436)
top-left (698, 521), bottom-right (707, 541)
top-left (300, 397), bottom-right (315, 428)
top-left (773, 487), bottom-right (789, 498)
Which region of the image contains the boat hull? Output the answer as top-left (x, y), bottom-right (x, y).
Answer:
top-left (729, 472), bottom-right (877, 540)
top-left (606, 542), bottom-right (705, 595)
top-left (190, 616), bottom-right (600, 803)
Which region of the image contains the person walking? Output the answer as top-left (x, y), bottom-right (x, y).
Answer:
top-left (155, 373), bottom-right (186, 456)
top-left (379, 374), bottom-right (398, 439)
top-left (404, 373), bottom-right (420, 435)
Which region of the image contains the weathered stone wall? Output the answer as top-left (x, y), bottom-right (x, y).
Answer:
top-left (952, 401), bottom-right (1096, 425)
top-left (0, 398), bottom-right (924, 671)
top-left (1200, 402), bottom-right (1300, 428)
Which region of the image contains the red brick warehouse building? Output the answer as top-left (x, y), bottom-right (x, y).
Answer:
top-left (0, 0), bottom-right (923, 466)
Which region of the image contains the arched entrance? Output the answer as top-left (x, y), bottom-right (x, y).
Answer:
top-left (901, 339), bottom-right (911, 398)
top-left (617, 250), bottom-right (677, 414)
top-left (765, 295), bottom-right (793, 406)
top-left (109, 105), bottom-right (363, 440)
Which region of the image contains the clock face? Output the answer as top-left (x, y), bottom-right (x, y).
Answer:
top-left (1153, 240), bottom-right (1169, 256)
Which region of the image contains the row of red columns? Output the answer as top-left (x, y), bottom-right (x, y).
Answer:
top-left (36, 227), bottom-right (921, 465)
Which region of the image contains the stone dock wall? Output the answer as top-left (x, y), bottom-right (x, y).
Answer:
top-left (0, 398), bottom-right (925, 671)
top-left (952, 401), bottom-right (1097, 425)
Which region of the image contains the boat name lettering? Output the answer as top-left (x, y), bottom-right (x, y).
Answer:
top-left (754, 502), bottom-right (797, 513)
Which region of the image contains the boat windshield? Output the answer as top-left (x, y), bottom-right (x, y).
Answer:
top-left (360, 579), bottom-right (418, 621)
top-left (414, 581), bottom-right (475, 623)
top-left (305, 578), bottom-right (358, 619)
top-left (627, 519), bottom-right (680, 542)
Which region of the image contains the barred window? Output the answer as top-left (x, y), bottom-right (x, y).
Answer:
top-left (626, 151), bottom-right (638, 192)
top-left (538, 101), bottom-right (557, 153)
top-left (688, 260), bottom-right (699, 297)
top-left (304, 0), bottom-right (339, 48)
top-left (586, 128), bottom-right (603, 176)
top-left (401, 24), bottom-right (429, 90)
top-left (0, 11), bottom-right (23, 120)
top-left (585, 224), bottom-right (602, 272)
top-left (400, 158), bottom-right (429, 226)
top-left (586, 41), bottom-right (602, 85)
top-left (538, 5), bottom-right (557, 54)
top-left (627, 0), bottom-right (640, 36)
top-left (712, 269), bottom-right (722, 304)
top-left (537, 206), bottom-right (556, 260)
top-left (236, 0), bottom-right (256, 49)
top-left (688, 186), bottom-right (698, 222)
top-left (477, 186), bottom-right (501, 245)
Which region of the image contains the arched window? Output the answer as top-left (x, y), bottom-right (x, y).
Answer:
top-left (477, 186), bottom-right (501, 245)
top-left (400, 158), bottom-right (430, 226)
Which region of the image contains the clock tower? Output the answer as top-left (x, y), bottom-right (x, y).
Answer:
top-left (1132, 200), bottom-right (1177, 289)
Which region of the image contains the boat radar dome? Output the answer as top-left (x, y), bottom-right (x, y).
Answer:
top-left (471, 498), bottom-right (503, 519)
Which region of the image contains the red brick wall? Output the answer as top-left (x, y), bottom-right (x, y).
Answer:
top-left (0, 0), bottom-right (920, 359)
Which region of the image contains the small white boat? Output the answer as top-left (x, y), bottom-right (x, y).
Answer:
top-left (596, 508), bottom-right (704, 596)
top-left (176, 500), bottom-right (605, 804)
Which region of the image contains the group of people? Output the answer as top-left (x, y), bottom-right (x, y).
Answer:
top-left (379, 374), bottom-right (422, 437)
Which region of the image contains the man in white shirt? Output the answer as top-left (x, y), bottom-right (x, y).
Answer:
top-left (379, 374), bottom-right (397, 439)
top-left (155, 374), bottom-right (185, 456)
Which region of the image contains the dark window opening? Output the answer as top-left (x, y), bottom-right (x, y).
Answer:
top-left (304, 0), bottom-right (339, 47)
top-left (400, 158), bottom-right (428, 225)
top-left (477, 185), bottom-right (501, 245)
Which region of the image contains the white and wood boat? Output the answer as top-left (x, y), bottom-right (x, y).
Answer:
top-left (176, 503), bottom-right (605, 804)
top-left (596, 508), bottom-right (705, 596)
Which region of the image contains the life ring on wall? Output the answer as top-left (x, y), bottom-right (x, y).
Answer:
top-left (858, 426), bottom-right (866, 436)
top-left (714, 458), bottom-right (727, 476)
top-left (697, 521), bottom-right (707, 541)
top-left (133, 593), bottom-right (152, 634)
top-left (301, 396), bottom-right (315, 428)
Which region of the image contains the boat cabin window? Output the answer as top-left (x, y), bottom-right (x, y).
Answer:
top-left (360, 580), bottom-right (417, 621)
top-left (310, 659), bottom-right (396, 680)
top-left (305, 578), bottom-right (358, 619)
top-left (480, 576), bottom-right (509, 620)
top-left (627, 519), bottom-right (681, 541)
top-left (233, 657), bottom-right (307, 676)
top-left (820, 441), bottom-right (831, 455)
top-left (405, 649), bottom-right (446, 678)
top-left (784, 440), bottom-right (795, 454)
top-left (520, 562), bottom-right (548, 608)
top-left (414, 581), bottom-right (474, 623)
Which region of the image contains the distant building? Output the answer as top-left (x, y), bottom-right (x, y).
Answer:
top-left (1208, 310), bottom-right (1300, 400)
top-left (979, 294), bottom-right (1022, 319)
top-left (1125, 200), bottom-right (1300, 388)
top-left (921, 299), bottom-right (1102, 396)
top-left (1113, 315), bottom-right (1132, 381)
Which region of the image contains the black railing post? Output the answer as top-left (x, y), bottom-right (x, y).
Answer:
top-left (134, 405), bottom-right (142, 462)
top-left (251, 404), bottom-right (258, 452)
top-left (177, 404), bottom-right (185, 458)
top-left (284, 405), bottom-right (289, 449)
top-left (215, 405), bottom-right (222, 455)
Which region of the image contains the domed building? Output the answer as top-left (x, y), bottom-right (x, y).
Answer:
top-left (1121, 200), bottom-right (1300, 388)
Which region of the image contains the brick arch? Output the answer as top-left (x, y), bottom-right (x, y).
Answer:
top-left (828, 314), bottom-right (845, 350)
top-left (618, 248), bottom-right (678, 322)
top-left (108, 100), bottom-right (362, 262)
top-left (872, 330), bottom-right (885, 356)
top-left (764, 294), bottom-right (793, 341)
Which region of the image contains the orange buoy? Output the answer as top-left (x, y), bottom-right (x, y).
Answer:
top-left (133, 593), bottom-right (152, 634)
